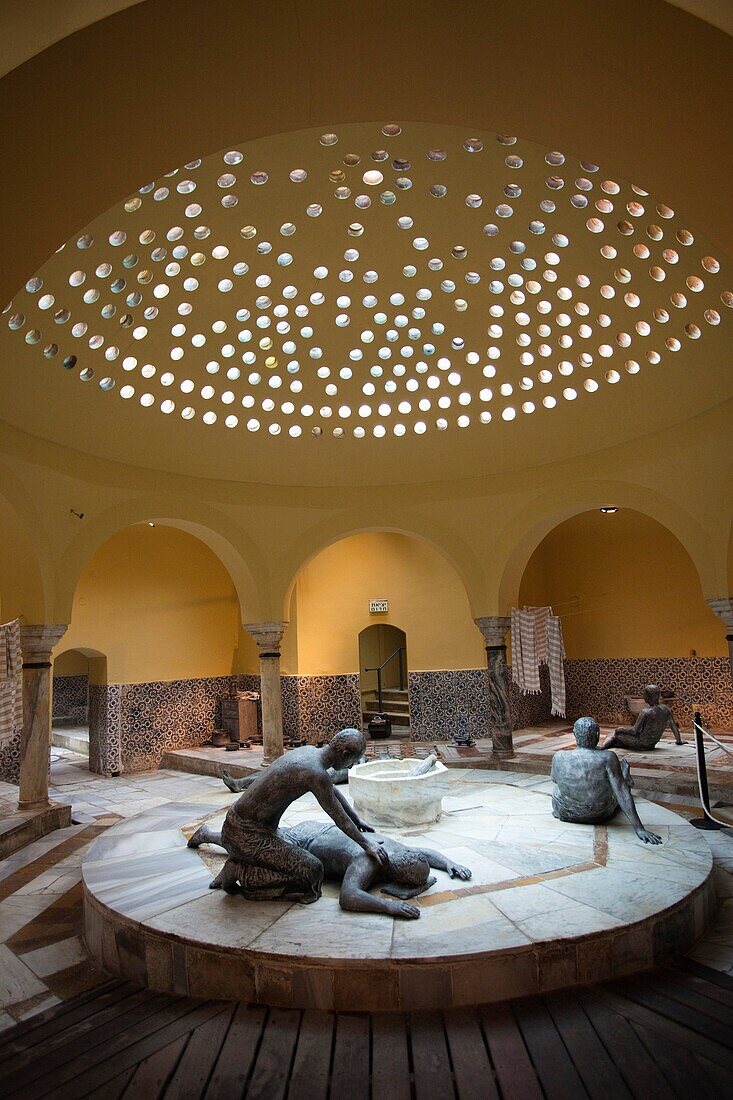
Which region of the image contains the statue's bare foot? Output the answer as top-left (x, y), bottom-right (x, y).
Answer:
top-left (222, 772), bottom-right (248, 793)
top-left (390, 901), bottom-right (421, 919)
top-left (210, 859), bottom-right (241, 892)
top-left (188, 823), bottom-right (211, 848)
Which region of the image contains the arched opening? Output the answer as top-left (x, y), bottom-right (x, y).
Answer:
top-left (286, 531), bottom-right (486, 743)
top-left (358, 624), bottom-right (409, 740)
top-left (516, 507), bottom-right (731, 730)
top-left (59, 522), bottom-right (260, 774)
top-left (51, 647), bottom-right (112, 779)
top-left (52, 649), bottom-right (91, 761)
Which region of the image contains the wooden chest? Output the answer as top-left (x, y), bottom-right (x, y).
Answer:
top-left (220, 697), bottom-right (259, 741)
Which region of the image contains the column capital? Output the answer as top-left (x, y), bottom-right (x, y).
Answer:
top-left (708, 597), bottom-right (733, 633)
top-left (244, 620), bottom-right (288, 651)
top-left (21, 624), bottom-right (68, 664)
top-left (474, 616), bottom-right (511, 647)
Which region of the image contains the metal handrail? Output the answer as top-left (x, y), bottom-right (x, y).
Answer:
top-left (364, 646), bottom-right (406, 714)
top-left (690, 711), bottom-right (733, 831)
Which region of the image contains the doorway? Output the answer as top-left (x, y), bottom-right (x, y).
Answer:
top-left (358, 624), bottom-right (410, 738)
top-left (52, 648), bottom-right (90, 773)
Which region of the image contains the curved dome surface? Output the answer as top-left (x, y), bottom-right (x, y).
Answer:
top-left (1, 121), bottom-right (730, 486)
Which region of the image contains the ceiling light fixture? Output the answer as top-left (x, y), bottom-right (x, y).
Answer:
top-left (599, 506), bottom-right (619, 514)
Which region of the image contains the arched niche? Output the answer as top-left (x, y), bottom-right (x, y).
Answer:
top-left (517, 508), bottom-right (727, 658)
top-left (285, 530), bottom-right (485, 676)
top-left (60, 522), bottom-right (260, 685)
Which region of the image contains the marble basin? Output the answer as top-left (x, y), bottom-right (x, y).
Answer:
top-left (349, 758), bottom-right (448, 827)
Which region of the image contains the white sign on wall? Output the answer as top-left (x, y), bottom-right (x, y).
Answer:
top-left (369, 599), bottom-right (389, 614)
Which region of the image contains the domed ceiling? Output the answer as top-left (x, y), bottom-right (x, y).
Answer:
top-left (1, 121), bottom-right (730, 486)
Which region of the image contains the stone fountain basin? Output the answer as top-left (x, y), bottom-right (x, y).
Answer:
top-left (348, 758), bottom-right (448, 827)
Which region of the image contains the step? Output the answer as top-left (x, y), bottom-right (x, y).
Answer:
top-left (363, 700), bottom-right (411, 715)
top-left (364, 724), bottom-right (411, 742)
top-left (52, 729), bottom-right (90, 755)
top-left (375, 689), bottom-right (409, 701)
top-left (363, 708), bottom-right (411, 723)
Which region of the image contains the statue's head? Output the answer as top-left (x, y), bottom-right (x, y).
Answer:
top-left (643, 684), bottom-right (661, 704)
top-left (387, 847), bottom-right (431, 887)
top-left (573, 716), bottom-right (600, 748)
top-left (328, 728), bottom-right (367, 767)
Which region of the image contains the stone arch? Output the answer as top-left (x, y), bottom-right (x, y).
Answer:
top-left (495, 479), bottom-right (722, 615)
top-left (277, 507), bottom-right (488, 621)
top-left (52, 494), bottom-right (268, 624)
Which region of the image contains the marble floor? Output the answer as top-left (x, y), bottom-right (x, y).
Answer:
top-left (0, 757), bottom-right (731, 1026)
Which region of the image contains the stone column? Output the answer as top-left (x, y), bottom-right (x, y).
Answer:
top-left (474, 616), bottom-right (514, 753)
top-left (708, 597), bottom-right (733, 683)
top-left (244, 621), bottom-right (288, 767)
top-left (18, 624), bottom-right (67, 810)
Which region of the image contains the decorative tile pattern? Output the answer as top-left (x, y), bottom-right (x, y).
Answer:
top-left (0, 733), bottom-right (21, 784)
top-left (51, 676), bottom-right (88, 721)
top-left (296, 674), bottom-right (361, 742)
top-left (409, 669), bottom-right (490, 742)
top-left (508, 664), bottom-right (554, 729)
top-left (82, 657), bottom-right (732, 773)
top-left (88, 684), bottom-right (121, 776)
top-left (564, 657), bottom-right (733, 730)
top-left (119, 676), bottom-right (244, 773)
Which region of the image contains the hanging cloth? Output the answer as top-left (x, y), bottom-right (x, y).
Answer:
top-left (0, 618), bottom-right (22, 742)
top-left (511, 608), bottom-right (541, 693)
top-left (546, 614), bottom-right (566, 717)
top-left (511, 605), bottom-right (567, 717)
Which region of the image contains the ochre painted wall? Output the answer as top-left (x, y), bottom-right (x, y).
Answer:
top-left (53, 649), bottom-right (89, 676)
top-left (292, 532), bottom-right (485, 675)
top-left (0, 496), bottom-right (45, 622)
top-left (518, 510), bottom-right (726, 658)
top-left (56, 524), bottom-right (259, 683)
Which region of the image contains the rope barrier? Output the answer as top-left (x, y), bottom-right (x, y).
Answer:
top-left (690, 711), bottom-right (733, 831)
top-left (693, 719), bottom-right (733, 759)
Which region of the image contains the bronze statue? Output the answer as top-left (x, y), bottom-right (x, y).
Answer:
top-left (188, 728), bottom-right (386, 903)
top-left (603, 684), bottom-right (684, 751)
top-left (192, 818), bottom-right (472, 919)
top-left (551, 716), bottom-right (662, 844)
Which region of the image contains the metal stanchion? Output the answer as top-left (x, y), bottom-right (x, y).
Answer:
top-left (690, 710), bottom-right (731, 830)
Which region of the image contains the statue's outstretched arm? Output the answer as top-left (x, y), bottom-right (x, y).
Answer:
top-left (312, 777), bottom-right (389, 868)
top-left (339, 859), bottom-right (420, 920)
top-left (605, 753), bottom-right (662, 844)
top-left (332, 784), bottom-right (374, 832)
top-left (416, 847), bottom-right (472, 879)
top-left (668, 712), bottom-right (684, 744)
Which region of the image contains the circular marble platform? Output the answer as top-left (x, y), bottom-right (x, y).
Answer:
top-left (81, 770), bottom-right (715, 1011)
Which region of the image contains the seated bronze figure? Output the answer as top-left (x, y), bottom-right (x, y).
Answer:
top-left (551, 716), bottom-right (662, 844)
top-left (603, 684), bottom-right (683, 751)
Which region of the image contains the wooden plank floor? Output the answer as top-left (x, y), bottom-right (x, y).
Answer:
top-left (0, 959), bottom-right (731, 1098)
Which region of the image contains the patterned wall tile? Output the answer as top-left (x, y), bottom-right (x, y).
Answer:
top-left (564, 657), bottom-right (733, 730)
top-left (81, 656), bottom-right (733, 775)
top-left (409, 669), bottom-right (491, 742)
top-left (51, 675), bottom-right (88, 720)
top-left (296, 674), bottom-right (362, 742)
top-left (0, 732), bottom-right (21, 784)
top-left (508, 664), bottom-right (554, 729)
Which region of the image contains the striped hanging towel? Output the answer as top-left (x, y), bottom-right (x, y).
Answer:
top-left (511, 607), bottom-right (541, 693)
top-left (0, 619), bottom-right (22, 742)
top-left (546, 613), bottom-right (566, 717)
